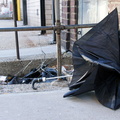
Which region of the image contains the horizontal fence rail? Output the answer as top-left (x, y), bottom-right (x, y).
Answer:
top-left (0, 0), bottom-right (96, 77)
top-left (0, 24), bottom-right (96, 32)
top-left (0, 23), bottom-right (96, 76)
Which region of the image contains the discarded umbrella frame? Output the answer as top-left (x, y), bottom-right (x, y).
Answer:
top-left (31, 75), bottom-right (72, 90)
top-left (3, 52), bottom-right (72, 90)
top-left (4, 55), bottom-right (59, 85)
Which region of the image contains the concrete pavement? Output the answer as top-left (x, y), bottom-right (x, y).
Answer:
top-left (0, 88), bottom-right (120, 120)
top-left (0, 44), bottom-right (65, 62)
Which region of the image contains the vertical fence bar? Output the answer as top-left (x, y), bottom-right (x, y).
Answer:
top-left (22, 0), bottom-right (28, 25)
top-left (52, 0), bottom-right (56, 44)
top-left (40, 0), bottom-right (46, 34)
top-left (55, 0), bottom-right (62, 77)
top-left (13, 0), bottom-right (20, 60)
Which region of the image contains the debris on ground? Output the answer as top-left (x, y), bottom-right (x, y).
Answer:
top-left (0, 63), bottom-right (73, 94)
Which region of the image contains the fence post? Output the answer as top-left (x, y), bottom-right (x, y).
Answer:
top-left (13, 0), bottom-right (20, 60)
top-left (55, 0), bottom-right (62, 77)
top-left (52, 0), bottom-right (56, 44)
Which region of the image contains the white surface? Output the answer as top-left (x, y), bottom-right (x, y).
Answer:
top-left (0, 89), bottom-right (120, 120)
top-left (0, 45), bottom-right (65, 61)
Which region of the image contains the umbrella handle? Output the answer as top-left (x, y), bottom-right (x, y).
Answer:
top-left (31, 78), bottom-right (43, 90)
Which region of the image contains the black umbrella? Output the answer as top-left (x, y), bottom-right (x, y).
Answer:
top-left (64, 8), bottom-right (120, 110)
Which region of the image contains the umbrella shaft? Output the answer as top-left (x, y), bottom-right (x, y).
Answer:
top-left (42, 75), bottom-right (72, 81)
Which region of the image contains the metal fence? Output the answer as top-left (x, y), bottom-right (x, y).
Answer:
top-left (0, 0), bottom-right (96, 76)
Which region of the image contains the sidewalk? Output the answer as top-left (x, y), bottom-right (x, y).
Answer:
top-left (0, 88), bottom-right (120, 120)
top-left (0, 44), bottom-right (65, 62)
top-left (0, 20), bottom-right (65, 62)
top-left (0, 20), bottom-right (54, 50)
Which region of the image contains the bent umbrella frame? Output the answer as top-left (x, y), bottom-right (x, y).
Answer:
top-left (64, 8), bottom-right (120, 110)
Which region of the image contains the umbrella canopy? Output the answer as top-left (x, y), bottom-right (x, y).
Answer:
top-left (64, 8), bottom-right (120, 110)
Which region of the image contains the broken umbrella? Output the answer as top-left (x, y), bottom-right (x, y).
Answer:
top-left (64, 8), bottom-right (120, 110)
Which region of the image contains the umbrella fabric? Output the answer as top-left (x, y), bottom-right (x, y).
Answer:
top-left (64, 8), bottom-right (120, 110)
top-left (94, 65), bottom-right (120, 110)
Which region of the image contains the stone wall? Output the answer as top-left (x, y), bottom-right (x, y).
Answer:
top-left (61, 0), bottom-right (78, 51)
top-left (69, 0), bottom-right (78, 50)
top-left (26, 0), bottom-right (52, 29)
top-left (0, 57), bottom-right (72, 76)
top-left (61, 0), bottom-right (120, 51)
top-left (27, 0), bottom-right (41, 26)
top-left (45, 0), bottom-right (52, 26)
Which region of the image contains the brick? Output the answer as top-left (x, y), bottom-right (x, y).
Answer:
top-left (62, 6), bottom-right (70, 13)
top-left (70, 0), bottom-right (75, 6)
top-left (70, 20), bottom-right (77, 25)
top-left (109, 0), bottom-right (120, 2)
top-left (70, 33), bottom-right (77, 39)
top-left (46, 19), bottom-right (52, 25)
top-left (62, 1), bottom-right (68, 6)
top-left (70, 7), bottom-right (77, 13)
top-left (45, 9), bottom-right (52, 14)
top-left (70, 13), bottom-right (77, 19)
top-left (46, 5), bottom-right (52, 10)
top-left (46, 15), bottom-right (52, 20)
top-left (70, 29), bottom-right (77, 33)
top-left (62, 13), bottom-right (70, 19)
top-left (70, 0), bottom-right (77, 6)
top-left (62, 19), bottom-right (69, 25)
top-left (61, 0), bottom-right (78, 49)
top-left (45, 0), bottom-right (52, 5)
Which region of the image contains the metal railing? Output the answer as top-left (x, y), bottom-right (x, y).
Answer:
top-left (0, 0), bottom-right (96, 76)
top-left (0, 24), bottom-right (96, 32)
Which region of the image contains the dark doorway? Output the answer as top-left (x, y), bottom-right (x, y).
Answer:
top-left (13, 0), bottom-right (18, 20)
top-left (40, 0), bottom-right (46, 34)
top-left (22, 0), bottom-right (28, 25)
